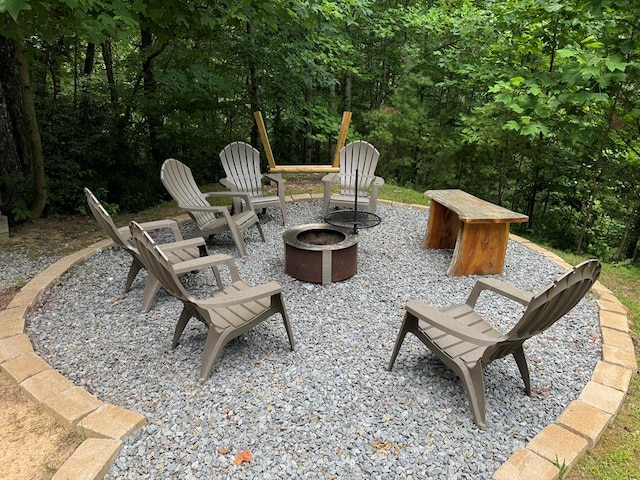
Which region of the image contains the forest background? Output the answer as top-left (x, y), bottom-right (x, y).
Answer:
top-left (1, 0), bottom-right (640, 262)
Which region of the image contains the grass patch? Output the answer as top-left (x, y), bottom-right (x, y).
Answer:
top-left (567, 372), bottom-right (640, 479)
top-left (380, 183), bottom-right (429, 205)
top-left (536, 244), bottom-right (640, 480)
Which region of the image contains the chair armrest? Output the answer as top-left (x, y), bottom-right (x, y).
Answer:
top-left (158, 237), bottom-right (206, 252)
top-left (465, 278), bottom-right (534, 308)
top-left (264, 173), bottom-right (285, 185)
top-left (177, 203), bottom-right (228, 214)
top-left (219, 178), bottom-right (238, 191)
top-left (118, 218), bottom-right (183, 241)
top-left (171, 253), bottom-right (241, 288)
top-left (322, 172), bottom-right (339, 183)
top-left (199, 281), bottom-right (282, 308)
top-left (202, 191), bottom-right (255, 211)
top-left (406, 300), bottom-right (504, 346)
top-left (264, 173), bottom-right (286, 199)
top-left (369, 176), bottom-right (385, 208)
top-left (172, 253), bottom-right (235, 274)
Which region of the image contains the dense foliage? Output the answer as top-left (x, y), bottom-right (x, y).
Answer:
top-left (1, 0), bottom-right (639, 261)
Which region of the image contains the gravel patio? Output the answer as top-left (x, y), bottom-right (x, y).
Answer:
top-left (25, 200), bottom-right (600, 479)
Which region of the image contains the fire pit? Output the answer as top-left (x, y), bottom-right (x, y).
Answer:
top-left (283, 223), bottom-right (358, 285)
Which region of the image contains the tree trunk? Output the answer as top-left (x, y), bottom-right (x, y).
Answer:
top-left (328, 81), bottom-right (336, 162)
top-left (0, 36), bottom-right (29, 215)
top-left (81, 42), bottom-right (95, 107)
top-left (140, 25), bottom-right (166, 165)
top-left (246, 21), bottom-right (260, 148)
top-left (101, 41), bottom-right (118, 105)
top-left (575, 101), bottom-right (617, 254)
top-left (15, 36), bottom-right (47, 218)
top-left (84, 42), bottom-right (95, 75)
top-left (303, 89), bottom-right (312, 164)
top-left (50, 38), bottom-right (63, 101)
top-left (343, 71), bottom-right (352, 112)
top-left (611, 203), bottom-right (638, 262)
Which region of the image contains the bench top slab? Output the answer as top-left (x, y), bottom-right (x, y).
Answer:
top-left (425, 189), bottom-right (529, 224)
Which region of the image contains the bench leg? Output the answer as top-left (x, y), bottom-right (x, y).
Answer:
top-left (424, 200), bottom-right (459, 249)
top-left (447, 222), bottom-right (510, 276)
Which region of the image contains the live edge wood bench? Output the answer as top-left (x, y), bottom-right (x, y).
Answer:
top-left (423, 189), bottom-right (529, 276)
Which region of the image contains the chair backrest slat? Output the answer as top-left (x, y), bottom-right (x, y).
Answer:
top-left (129, 221), bottom-right (191, 301)
top-left (338, 141), bottom-right (380, 196)
top-left (508, 259), bottom-right (601, 341)
top-left (84, 188), bottom-right (133, 252)
top-left (161, 159), bottom-right (218, 227)
top-left (220, 141), bottom-right (263, 196)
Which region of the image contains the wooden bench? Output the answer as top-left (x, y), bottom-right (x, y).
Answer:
top-left (423, 189), bottom-right (528, 276)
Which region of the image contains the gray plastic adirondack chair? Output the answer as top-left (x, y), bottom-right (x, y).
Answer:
top-left (387, 259), bottom-right (602, 429)
top-left (161, 158), bottom-right (265, 257)
top-left (84, 187), bottom-right (224, 312)
top-left (322, 140), bottom-right (385, 216)
top-left (129, 221), bottom-right (296, 383)
top-left (219, 141), bottom-right (287, 225)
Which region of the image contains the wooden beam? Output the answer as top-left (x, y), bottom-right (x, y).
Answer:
top-left (254, 111), bottom-right (276, 170)
top-left (268, 165), bottom-right (340, 174)
top-left (332, 111), bottom-right (352, 167)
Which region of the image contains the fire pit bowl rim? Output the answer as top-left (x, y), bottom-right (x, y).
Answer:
top-left (282, 223), bottom-right (358, 252)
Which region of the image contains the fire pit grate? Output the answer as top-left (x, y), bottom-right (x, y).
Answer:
top-left (324, 210), bottom-right (381, 232)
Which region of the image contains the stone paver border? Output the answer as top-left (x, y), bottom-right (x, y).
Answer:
top-left (0, 194), bottom-right (636, 480)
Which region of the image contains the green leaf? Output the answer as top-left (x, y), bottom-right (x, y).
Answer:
top-left (503, 120), bottom-right (520, 131)
top-left (556, 47), bottom-right (577, 58)
top-left (0, 0), bottom-right (32, 21)
top-left (605, 57), bottom-right (628, 72)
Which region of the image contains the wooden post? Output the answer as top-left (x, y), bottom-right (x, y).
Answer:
top-left (253, 111), bottom-right (277, 170)
top-left (332, 111), bottom-right (352, 167)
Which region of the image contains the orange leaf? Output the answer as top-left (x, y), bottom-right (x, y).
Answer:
top-left (234, 450), bottom-right (252, 465)
top-left (218, 448), bottom-right (231, 455)
top-left (372, 440), bottom-right (392, 453)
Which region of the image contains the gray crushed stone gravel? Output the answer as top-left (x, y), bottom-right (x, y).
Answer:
top-left (0, 249), bottom-right (61, 290)
top-left (24, 200), bottom-right (600, 479)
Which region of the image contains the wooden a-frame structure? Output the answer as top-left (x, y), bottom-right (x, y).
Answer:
top-left (254, 111), bottom-right (351, 174)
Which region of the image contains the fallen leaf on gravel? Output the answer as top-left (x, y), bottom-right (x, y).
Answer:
top-left (373, 440), bottom-right (392, 453)
top-left (234, 450), bottom-right (252, 465)
top-left (218, 447), bottom-right (231, 455)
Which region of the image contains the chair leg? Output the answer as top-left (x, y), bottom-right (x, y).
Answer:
top-left (256, 222), bottom-right (265, 242)
top-left (387, 311), bottom-right (417, 371)
top-left (279, 202), bottom-right (287, 225)
top-left (512, 346), bottom-right (532, 396)
top-left (125, 260), bottom-right (143, 293)
top-left (459, 361), bottom-right (487, 429)
top-left (228, 223), bottom-right (248, 257)
top-left (198, 329), bottom-right (230, 383)
top-left (172, 307), bottom-right (194, 349)
top-left (273, 293), bottom-right (296, 351)
top-left (141, 274), bottom-right (162, 313)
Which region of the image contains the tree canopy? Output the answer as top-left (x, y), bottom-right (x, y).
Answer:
top-left (1, 0), bottom-right (639, 261)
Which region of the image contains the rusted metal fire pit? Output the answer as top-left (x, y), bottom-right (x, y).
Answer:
top-left (283, 223), bottom-right (358, 285)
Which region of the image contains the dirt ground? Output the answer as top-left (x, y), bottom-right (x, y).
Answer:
top-left (0, 371), bottom-right (82, 479)
top-left (0, 287), bottom-right (83, 480)
top-left (0, 214), bottom-right (124, 479)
